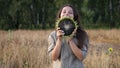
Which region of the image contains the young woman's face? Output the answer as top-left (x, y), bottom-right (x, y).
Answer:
top-left (60, 6), bottom-right (74, 18)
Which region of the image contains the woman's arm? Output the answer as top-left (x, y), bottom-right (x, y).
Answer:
top-left (52, 38), bottom-right (62, 61)
top-left (52, 28), bottom-right (64, 61)
top-left (68, 40), bottom-right (83, 61)
top-left (68, 29), bottom-right (88, 61)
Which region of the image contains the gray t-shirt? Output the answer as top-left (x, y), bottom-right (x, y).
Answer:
top-left (48, 31), bottom-right (89, 68)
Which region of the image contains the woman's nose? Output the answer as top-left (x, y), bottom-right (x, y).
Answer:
top-left (65, 13), bottom-right (69, 16)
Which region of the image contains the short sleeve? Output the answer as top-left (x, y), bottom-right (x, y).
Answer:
top-left (48, 31), bottom-right (57, 56)
top-left (81, 37), bottom-right (89, 60)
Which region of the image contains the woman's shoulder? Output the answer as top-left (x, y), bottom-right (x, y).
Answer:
top-left (49, 30), bottom-right (56, 36)
top-left (49, 30), bottom-right (57, 38)
top-left (48, 30), bottom-right (57, 42)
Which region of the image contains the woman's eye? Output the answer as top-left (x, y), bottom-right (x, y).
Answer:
top-left (63, 11), bottom-right (66, 13)
top-left (69, 12), bottom-right (73, 14)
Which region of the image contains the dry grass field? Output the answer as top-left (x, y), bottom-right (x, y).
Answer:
top-left (0, 29), bottom-right (120, 68)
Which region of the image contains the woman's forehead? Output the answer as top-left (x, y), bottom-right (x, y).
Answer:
top-left (62, 6), bottom-right (73, 11)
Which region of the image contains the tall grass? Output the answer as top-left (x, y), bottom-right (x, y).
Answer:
top-left (0, 29), bottom-right (120, 68)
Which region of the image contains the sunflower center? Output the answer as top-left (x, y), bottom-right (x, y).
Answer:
top-left (64, 24), bottom-right (70, 30)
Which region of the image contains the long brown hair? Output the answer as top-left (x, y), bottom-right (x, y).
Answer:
top-left (56, 4), bottom-right (88, 49)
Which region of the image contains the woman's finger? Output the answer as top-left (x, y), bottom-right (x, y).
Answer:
top-left (56, 27), bottom-right (61, 31)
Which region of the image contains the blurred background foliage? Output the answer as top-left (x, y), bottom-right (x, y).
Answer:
top-left (0, 0), bottom-right (120, 30)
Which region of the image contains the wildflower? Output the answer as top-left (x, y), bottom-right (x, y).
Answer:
top-left (106, 47), bottom-right (113, 55)
top-left (108, 47), bottom-right (113, 53)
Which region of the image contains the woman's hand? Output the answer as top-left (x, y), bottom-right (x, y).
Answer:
top-left (56, 28), bottom-right (65, 39)
top-left (67, 28), bottom-right (77, 42)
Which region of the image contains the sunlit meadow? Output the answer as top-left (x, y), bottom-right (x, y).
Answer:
top-left (0, 29), bottom-right (120, 68)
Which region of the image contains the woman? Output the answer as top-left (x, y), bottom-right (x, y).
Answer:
top-left (48, 4), bottom-right (89, 68)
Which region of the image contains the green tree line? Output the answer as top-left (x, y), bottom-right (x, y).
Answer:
top-left (0, 0), bottom-right (120, 30)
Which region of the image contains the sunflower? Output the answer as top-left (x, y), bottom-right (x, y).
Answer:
top-left (56, 17), bottom-right (78, 36)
